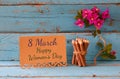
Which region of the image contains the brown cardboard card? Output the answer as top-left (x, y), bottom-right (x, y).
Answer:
top-left (20, 35), bottom-right (67, 68)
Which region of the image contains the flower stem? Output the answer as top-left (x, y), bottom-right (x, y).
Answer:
top-left (94, 34), bottom-right (106, 65)
top-left (94, 49), bottom-right (105, 65)
top-left (98, 34), bottom-right (106, 47)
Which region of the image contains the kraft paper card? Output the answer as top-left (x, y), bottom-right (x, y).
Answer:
top-left (20, 35), bottom-right (67, 68)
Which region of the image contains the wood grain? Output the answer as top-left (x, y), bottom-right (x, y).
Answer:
top-left (0, 5), bottom-right (119, 32)
top-left (0, 0), bottom-right (119, 5)
top-left (0, 33), bottom-right (120, 61)
top-left (0, 61), bottom-right (119, 78)
top-left (0, 0), bottom-right (119, 79)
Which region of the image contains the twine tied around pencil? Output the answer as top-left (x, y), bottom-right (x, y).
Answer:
top-left (72, 38), bottom-right (89, 67)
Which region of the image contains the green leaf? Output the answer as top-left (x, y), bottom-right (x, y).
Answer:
top-left (96, 42), bottom-right (103, 48)
top-left (77, 10), bottom-right (82, 15)
top-left (75, 15), bottom-right (81, 20)
top-left (100, 51), bottom-right (116, 60)
top-left (75, 10), bottom-right (82, 20)
top-left (109, 55), bottom-right (116, 59)
top-left (96, 30), bottom-right (101, 34)
top-left (92, 31), bottom-right (97, 37)
top-left (101, 52), bottom-right (109, 59)
top-left (84, 19), bottom-right (90, 27)
top-left (104, 43), bottom-right (112, 53)
top-left (108, 53), bottom-right (116, 59)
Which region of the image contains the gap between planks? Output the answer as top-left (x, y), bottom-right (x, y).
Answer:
top-left (0, 32), bottom-right (119, 34)
top-left (0, 3), bottom-right (120, 6)
top-left (0, 64), bottom-right (120, 67)
top-left (0, 76), bottom-right (120, 78)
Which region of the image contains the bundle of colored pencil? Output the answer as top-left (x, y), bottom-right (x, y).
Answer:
top-left (72, 38), bottom-right (89, 67)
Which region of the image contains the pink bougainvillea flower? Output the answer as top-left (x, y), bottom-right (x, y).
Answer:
top-left (87, 13), bottom-right (99, 25)
top-left (94, 19), bottom-right (104, 30)
top-left (91, 6), bottom-right (100, 13)
top-left (102, 8), bottom-right (110, 19)
top-left (75, 19), bottom-right (84, 28)
top-left (110, 50), bottom-right (116, 56)
top-left (82, 9), bottom-right (92, 19)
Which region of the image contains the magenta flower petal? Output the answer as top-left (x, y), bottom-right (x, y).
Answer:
top-left (94, 19), bottom-right (104, 30)
top-left (91, 6), bottom-right (100, 13)
top-left (87, 13), bottom-right (99, 25)
top-left (75, 19), bottom-right (84, 28)
top-left (110, 50), bottom-right (116, 56)
top-left (82, 9), bottom-right (92, 19)
top-left (102, 8), bottom-right (110, 19)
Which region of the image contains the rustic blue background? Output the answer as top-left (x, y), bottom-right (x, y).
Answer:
top-left (0, 0), bottom-right (120, 79)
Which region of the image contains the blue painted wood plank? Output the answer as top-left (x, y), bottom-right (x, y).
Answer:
top-left (0, 17), bottom-right (119, 32)
top-left (0, 76), bottom-right (120, 79)
top-left (0, 5), bottom-right (119, 32)
top-left (0, 61), bottom-right (119, 78)
top-left (0, 61), bottom-right (120, 66)
top-left (0, 0), bottom-right (119, 5)
top-left (0, 33), bottom-right (120, 61)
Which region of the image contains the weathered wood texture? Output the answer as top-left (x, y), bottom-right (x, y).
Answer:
top-left (0, 5), bottom-right (119, 32)
top-left (0, 0), bottom-right (120, 79)
top-left (0, 61), bottom-right (119, 79)
top-left (0, 0), bottom-right (120, 5)
top-left (0, 33), bottom-right (120, 61)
